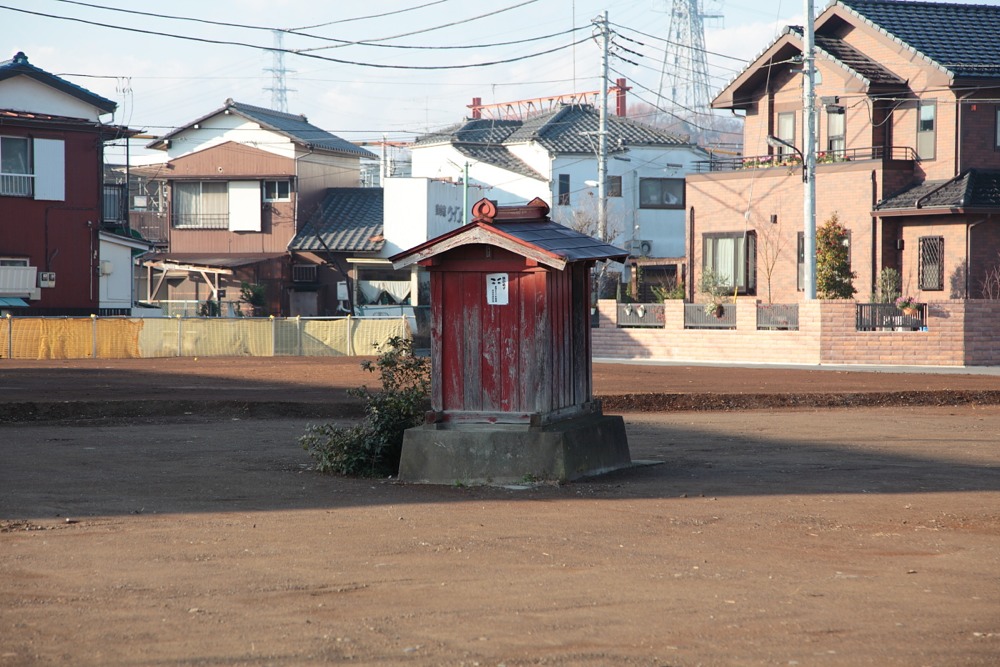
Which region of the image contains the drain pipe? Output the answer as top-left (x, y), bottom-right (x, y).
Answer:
top-left (966, 217), bottom-right (988, 297)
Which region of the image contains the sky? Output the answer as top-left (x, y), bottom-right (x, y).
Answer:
top-left (2, 0), bottom-right (995, 164)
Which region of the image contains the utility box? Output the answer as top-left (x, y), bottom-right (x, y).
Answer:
top-left (390, 197), bottom-right (632, 484)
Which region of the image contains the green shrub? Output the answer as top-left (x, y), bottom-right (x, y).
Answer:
top-left (300, 336), bottom-right (429, 477)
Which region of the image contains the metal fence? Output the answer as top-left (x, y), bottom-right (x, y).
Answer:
top-left (616, 302), bottom-right (666, 327)
top-left (684, 303), bottom-right (737, 329)
top-left (757, 303), bottom-right (799, 330)
top-left (1, 315), bottom-right (411, 360)
top-left (856, 303), bottom-right (926, 331)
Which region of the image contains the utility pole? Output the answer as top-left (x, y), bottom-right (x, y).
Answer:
top-left (596, 10), bottom-right (609, 243)
top-left (803, 0), bottom-right (817, 299)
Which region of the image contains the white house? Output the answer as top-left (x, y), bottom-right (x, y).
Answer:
top-left (409, 104), bottom-right (708, 295)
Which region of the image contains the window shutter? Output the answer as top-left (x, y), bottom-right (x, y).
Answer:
top-left (33, 138), bottom-right (65, 201)
top-left (228, 181), bottom-right (261, 232)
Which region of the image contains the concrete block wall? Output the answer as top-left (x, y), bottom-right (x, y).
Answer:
top-left (591, 299), bottom-right (996, 367)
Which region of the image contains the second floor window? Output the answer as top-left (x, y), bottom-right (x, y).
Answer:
top-left (173, 181), bottom-right (229, 229)
top-left (639, 178), bottom-right (684, 209)
top-left (827, 109), bottom-right (845, 154)
top-left (919, 236), bottom-right (944, 291)
top-left (557, 174), bottom-right (570, 206)
top-left (917, 100), bottom-right (936, 160)
top-left (263, 180), bottom-right (290, 201)
top-left (776, 112), bottom-right (796, 157)
top-left (1, 136), bottom-right (32, 197)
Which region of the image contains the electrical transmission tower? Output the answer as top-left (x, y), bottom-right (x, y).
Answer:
top-left (264, 30), bottom-right (295, 112)
top-left (657, 0), bottom-right (722, 139)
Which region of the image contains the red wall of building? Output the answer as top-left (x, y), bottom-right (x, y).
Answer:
top-left (0, 124), bottom-right (103, 312)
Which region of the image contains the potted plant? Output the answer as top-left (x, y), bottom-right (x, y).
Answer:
top-left (699, 268), bottom-right (730, 319)
top-left (895, 295), bottom-right (919, 316)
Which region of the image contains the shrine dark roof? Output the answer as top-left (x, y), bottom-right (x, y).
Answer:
top-left (289, 188), bottom-right (384, 253)
top-left (390, 198), bottom-right (628, 270)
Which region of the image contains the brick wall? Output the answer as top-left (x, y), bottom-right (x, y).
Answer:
top-left (592, 298), bottom-right (996, 367)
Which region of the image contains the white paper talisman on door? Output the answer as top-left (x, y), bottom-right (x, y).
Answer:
top-left (486, 273), bottom-right (508, 305)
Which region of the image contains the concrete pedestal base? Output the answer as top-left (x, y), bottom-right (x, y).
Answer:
top-left (397, 413), bottom-right (631, 485)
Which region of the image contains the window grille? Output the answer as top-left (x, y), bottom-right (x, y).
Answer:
top-left (919, 236), bottom-right (944, 290)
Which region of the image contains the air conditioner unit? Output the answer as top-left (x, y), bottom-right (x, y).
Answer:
top-left (630, 240), bottom-right (653, 256)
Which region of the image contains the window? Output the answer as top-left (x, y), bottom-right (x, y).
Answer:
top-left (0, 257), bottom-right (29, 266)
top-left (639, 178), bottom-right (684, 209)
top-left (797, 232), bottom-right (805, 291)
top-left (0, 136), bottom-right (32, 197)
top-left (995, 107), bottom-right (1000, 150)
top-left (607, 175), bottom-right (622, 197)
top-left (916, 100), bottom-right (936, 160)
top-left (263, 180), bottom-right (291, 201)
top-left (776, 112), bottom-right (796, 157)
top-left (172, 181), bottom-right (229, 229)
top-left (919, 236), bottom-right (944, 290)
top-left (827, 108), bottom-right (845, 154)
top-left (703, 232), bottom-right (756, 294)
top-left (557, 174), bottom-right (570, 206)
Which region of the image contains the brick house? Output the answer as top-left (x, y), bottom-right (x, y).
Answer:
top-left (687, 0), bottom-right (1000, 307)
top-left (0, 52), bottom-right (140, 315)
top-left (138, 99), bottom-right (376, 316)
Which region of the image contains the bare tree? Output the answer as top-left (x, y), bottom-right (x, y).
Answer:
top-left (752, 213), bottom-right (786, 304)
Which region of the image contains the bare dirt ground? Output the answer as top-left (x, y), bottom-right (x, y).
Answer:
top-left (2, 357), bottom-right (999, 666)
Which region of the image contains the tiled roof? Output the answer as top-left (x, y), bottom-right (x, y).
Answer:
top-left (413, 104), bottom-right (689, 170)
top-left (288, 188), bottom-right (384, 252)
top-left (505, 105), bottom-right (688, 152)
top-left (229, 102), bottom-right (376, 158)
top-left (0, 51), bottom-right (116, 114)
top-left (491, 220), bottom-right (629, 263)
top-left (876, 169), bottom-right (1000, 210)
top-left (812, 34), bottom-right (905, 85)
top-left (455, 144), bottom-right (546, 180)
top-left (840, 0), bottom-right (1000, 78)
top-left (149, 99), bottom-right (376, 159)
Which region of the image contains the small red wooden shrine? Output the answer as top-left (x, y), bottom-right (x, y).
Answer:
top-left (391, 197), bottom-right (628, 426)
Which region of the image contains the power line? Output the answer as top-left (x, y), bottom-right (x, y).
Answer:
top-left (47, 0), bottom-right (558, 52)
top-left (299, 0), bottom-right (543, 53)
top-left (0, 4), bottom-right (589, 71)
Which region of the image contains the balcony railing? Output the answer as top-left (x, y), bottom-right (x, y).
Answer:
top-left (0, 173), bottom-right (33, 197)
top-left (0, 265), bottom-right (37, 295)
top-left (172, 213), bottom-right (229, 229)
top-left (693, 146), bottom-right (917, 173)
top-left (130, 211), bottom-right (169, 244)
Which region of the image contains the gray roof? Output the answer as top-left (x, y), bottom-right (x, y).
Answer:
top-left (149, 99), bottom-right (376, 158)
top-left (0, 51), bottom-right (116, 114)
top-left (877, 169), bottom-right (1000, 210)
top-left (492, 220), bottom-right (629, 263)
top-left (289, 188), bottom-right (384, 253)
top-left (812, 33), bottom-right (905, 86)
top-left (413, 104), bottom-right (690, 177)
top-left (839, 0), bottom-right (1000, 78)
